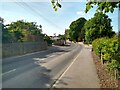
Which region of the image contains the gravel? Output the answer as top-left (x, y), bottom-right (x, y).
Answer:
top-left (91, 51), bottom-right (119, 88)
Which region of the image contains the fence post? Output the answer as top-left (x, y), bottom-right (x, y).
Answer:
top-left (100, 51), bottom-right (103, 65)
top-left (114, 68), bottom-right (117, 80)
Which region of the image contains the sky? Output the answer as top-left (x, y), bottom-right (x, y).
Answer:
top-left (0, 1), bottom-right (118, 36)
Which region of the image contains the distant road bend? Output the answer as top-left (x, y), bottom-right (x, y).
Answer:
top-left (2, 43), bottom-right (82, 88)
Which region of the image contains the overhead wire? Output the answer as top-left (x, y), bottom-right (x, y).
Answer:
top-left (14, 1), bottom-right (64, 30)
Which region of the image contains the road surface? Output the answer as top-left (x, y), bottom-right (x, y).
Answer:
top-left (2, 43), bottom-right (82, 88)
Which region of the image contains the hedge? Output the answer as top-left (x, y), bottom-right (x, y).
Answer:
top-left (92, 37), bottom-right (120, 78)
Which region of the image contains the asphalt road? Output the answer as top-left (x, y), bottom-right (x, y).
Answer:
top-left (2, 43), bottom-right (82, 88)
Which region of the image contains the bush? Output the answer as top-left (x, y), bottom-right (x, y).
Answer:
top-left (44, 35), bottom-right (53, 46)
top-left (92, 37), bottom-right (120, 78)
top-left (92, 37), bottom-right (107, 56)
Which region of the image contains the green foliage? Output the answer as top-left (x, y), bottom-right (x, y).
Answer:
top-left (1, 17), bottom-right (13, 43)
top-left (2, 20), bottom-right (43, 43)
top-left (43, 34), bottom-right (53, 46)
top-left (58, 34), bottom-right (65, 40)
top-left (107, 60), bottom-right (120, 69)
top-left (85, 1), bottom-right (119, 13)
top-left (69, 17), bottom-right (87, 42)
top-left (92, 38), bottom-right (105, 56)
top-left (2, 24), bottom-right (13, 43)
top-left (51, 0), bottom-right (61, 11)
top-left (84, 12), bottom-right (114, 44)
top-left (65, 29), bottom-right (70, 39)
top-left (51, 0), bottom-right (119, 14)
top-left (92, 37), bottom-right (120, 77)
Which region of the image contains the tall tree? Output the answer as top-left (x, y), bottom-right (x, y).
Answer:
top-left (1, 17), bottom-right (13, 43)
top-left (69, 17), bottom-right (87, 42)
top-left (65, 29), bottom-right (70, 39)
top-left (84, 12), bottom-right (115, 43)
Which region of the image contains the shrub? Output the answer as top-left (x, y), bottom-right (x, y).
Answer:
top-left (92, 37), bottom-right (120, 78)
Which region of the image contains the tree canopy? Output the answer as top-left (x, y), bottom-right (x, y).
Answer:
top-left (43, 34), bottom-right (53, 45)
top-left (85, 1), bottom-right (119, 13)
top-left (68, 17), bottom-right (87, 42)
top-left (51, 0), bottom-right (62, 11)
top-left (2, 20), bottom-right (43, 43)
top-left (51, 0), bottom-right (119, 14)
top-left (84, 12), bottom-right (115, 43)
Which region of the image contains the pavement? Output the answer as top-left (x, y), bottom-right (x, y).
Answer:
top-left (52, 44), bottom-right (100, 88)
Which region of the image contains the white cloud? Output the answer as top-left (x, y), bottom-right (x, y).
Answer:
top-left (4, 20), bottom-right (11, 25)
top-left (76, 11), bottom-right (85, 16)
top-left (76, 11), bottom-right (83, 15)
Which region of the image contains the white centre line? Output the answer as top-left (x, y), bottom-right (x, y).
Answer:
top-left (2, 69), bottom-right (16, 76)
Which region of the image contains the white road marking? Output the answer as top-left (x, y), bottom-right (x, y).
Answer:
top-left (46, 54), bottom-right (59, 58)
top-left (33, 58), bottom-right (46, 61)
top-left (2, 69), bottom-right (16, 75)
top-left (46, 84), bottom-right (50, 87)
top-left (33, 58), bottom-right (41, 61)
top-left (49, 55), bottom-right (55, 57)
top-left (40, 58), bottom-right (46, 60)
top-left (50, 49), bottom-right (82, 89)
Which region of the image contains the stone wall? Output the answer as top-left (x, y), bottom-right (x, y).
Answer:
top-left (2, 41), bottom-right (47, 58)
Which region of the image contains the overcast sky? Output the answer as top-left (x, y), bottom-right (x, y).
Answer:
top-left (0, 2), bottom-right (118, 36)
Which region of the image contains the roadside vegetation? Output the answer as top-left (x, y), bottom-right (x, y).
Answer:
top-left (2, 20), bottom-right (43, 43)
top-left (65, 12), bottom-right (120, 80)
top-left (43, 34), bottom-right (53, 46)
top-left (1, 18), bottom-right (53, 45)
top-left (65, 12), bottom-right (115, 44)
top-left (51, 0), bottom-right (120, 85)
top-left (1, 0), bottom-right (119, 86)
top-left (92, 36), bottom-right (120, 78)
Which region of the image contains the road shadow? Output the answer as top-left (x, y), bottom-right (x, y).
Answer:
top-left (3, 46), bottom-right (71, 69)
top-left (3, 45), bottom-right (71, 63)
top-left (2, 46), bottom-right (73, 88)
top-left (3, 58), bottom-right (55, 88)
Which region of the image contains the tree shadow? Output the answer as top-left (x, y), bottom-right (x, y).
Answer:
top-left (3, 46), bottom-right (71, 72)
top-left (2, 46), bottom-right (72, 88)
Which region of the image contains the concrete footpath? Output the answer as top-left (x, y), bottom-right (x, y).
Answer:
top-left (53, 44), bottom-right (100, 88)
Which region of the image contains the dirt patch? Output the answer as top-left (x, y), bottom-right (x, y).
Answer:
top-left (91, 51), bottom-right (119, 88)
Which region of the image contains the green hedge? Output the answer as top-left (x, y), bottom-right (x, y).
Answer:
top-left (92, 37), bottom-right (120, 78)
